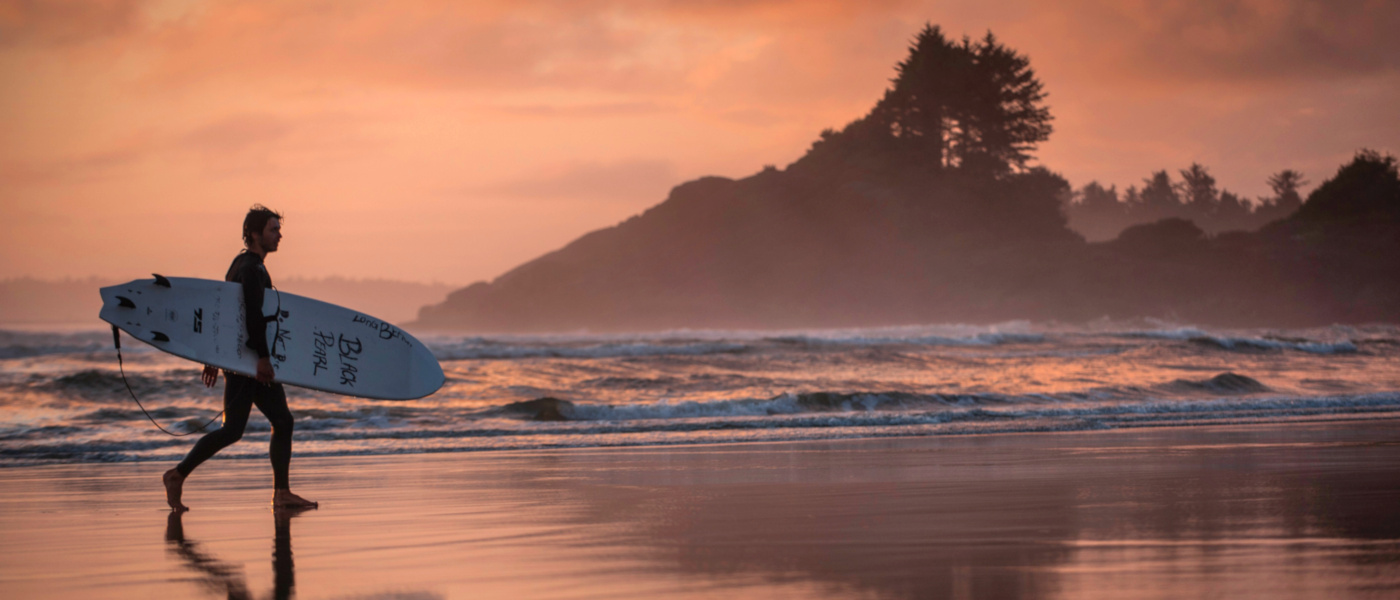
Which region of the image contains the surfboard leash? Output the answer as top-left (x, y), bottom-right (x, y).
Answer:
top-left (111, 325), bottom-right (224, 437)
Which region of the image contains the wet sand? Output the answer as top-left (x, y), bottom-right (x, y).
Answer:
top-left (3, 419), bottom-right (1400, 599)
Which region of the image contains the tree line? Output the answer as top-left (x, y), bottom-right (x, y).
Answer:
top-left (1063, 166), bottom-right (1308, 241)
top-left (797, 24), bottom-right (1316, 245)
top-left (799, 24), bottom-right (1053, 179)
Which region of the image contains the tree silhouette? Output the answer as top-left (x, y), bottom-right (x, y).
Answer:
top-left (1216, 190), bottom-right (1251, 232)
top-left (1263, 169), bottom-right (1308, 215)
top-left (1290, 149), bottom-right (1399, 224)
top-left (1178, 163), bottom-right (1219, 215)
top-left (1062, 163), bottom-right (1321, 239)
top-left (959, 32), bottom-right (1053, 174)
top-left (865, 24), bottom-right (1052, 176)
top-left (1139, 170), bottom-right (1180, 221)
top-left (1064, 181), bottom-right (1126, 241)
top-left (873, 25), bottom-right (967, 170)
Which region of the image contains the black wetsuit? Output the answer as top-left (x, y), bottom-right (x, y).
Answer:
top-left (176, 252), bottom-right (294, 489)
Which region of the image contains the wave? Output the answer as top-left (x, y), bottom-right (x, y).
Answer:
top-left (1112, 328), bottom-right (1357, 354)
top-left (429, 339), bottom-right (748, 360)
top-left (1116, 327), bottom-right (1210, 340)
top-left (8, 392), bottom-right (1398, 463)
top-left (0, 330), bottom-right (111, 359)
top-left (424, 323), bottom-right (1046, 360)
top-left (1188, 336), bottom-right (1357, 354)
top-left (3, 320), bottom-right (1394, 465)
top-left (32, 369), bottom-right (204, 399)
top-left (1157, 373), bottom-right (1270, 395)
top-left (0, 424), bottom-right (86, 442)
top-left (489, 392), bottom-right (1000, 422)
top-left (769, 331), bottom-right (1045, 347)
top-left (293, 391), bottom-right (1400, 436)
top-left (485, 377), bottom-right (1267, 423)
top-left (0, 369), bottom-right (217, 409)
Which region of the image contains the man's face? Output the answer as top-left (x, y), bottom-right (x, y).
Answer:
top-left (254, 217), bottom-right (282, 254)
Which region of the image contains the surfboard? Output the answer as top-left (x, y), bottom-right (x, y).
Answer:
top-left (98, 275), bottom-right (444, 400)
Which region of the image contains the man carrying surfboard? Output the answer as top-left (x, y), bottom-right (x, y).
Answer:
top-left (163, 206), bottom-right (318, 511)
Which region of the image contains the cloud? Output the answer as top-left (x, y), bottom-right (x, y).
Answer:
top-left (0, 0), bottom-right (918, 99)
top-left (487, 101), bottom-right (670, 118)
top-left (135, 1), bottom-right (700, 93)
top-left (2, 112), bottom-right (304, 187)
top-left (0, 0), bottom-right (141, 47)
top-left (1032, 0), bottom-right (1400, 86)
top-left (180, 113), bottom-right (294, 155)
top-left (472, 160), bottom-right (680, 203)
top-left (8, 1), bottom-right (1398, 94)
top-left (0, 135), bottom-right (153, 186)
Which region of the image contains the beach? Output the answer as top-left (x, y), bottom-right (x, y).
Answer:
top-left (3, 418), bottom-right (1399, 599)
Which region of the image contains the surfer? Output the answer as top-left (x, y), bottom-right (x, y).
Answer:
top-left (163, 205), bottom-right (318, 511)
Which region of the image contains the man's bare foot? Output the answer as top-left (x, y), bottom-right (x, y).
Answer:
top-left (273, 503), bottom-right (317, 521)
top-left (272, 489), bottom-right (318, 509)
top-left (163, 468), bottom-right (189, 512)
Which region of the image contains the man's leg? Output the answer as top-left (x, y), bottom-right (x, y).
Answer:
top-left (164, 374), bottom-right (256, 511)
top-left (253, 383), bottom-right (317, 508)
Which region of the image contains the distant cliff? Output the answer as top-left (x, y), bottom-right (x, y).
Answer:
top-left (415, 26), bottom-right (1400, 333)
top-left (416, 165), bottom-right (1081, 331)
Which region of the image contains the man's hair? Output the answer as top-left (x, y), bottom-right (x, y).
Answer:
top-left (242, 205), bottom-right (283, 247)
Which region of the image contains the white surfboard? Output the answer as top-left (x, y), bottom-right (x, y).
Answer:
top-left (98, 275), bottom-right (444, 400)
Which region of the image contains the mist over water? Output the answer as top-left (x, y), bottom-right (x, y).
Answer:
top-left (1, 321), bottom-right (1398, 465)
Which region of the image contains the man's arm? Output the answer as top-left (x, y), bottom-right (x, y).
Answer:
top-left (237, 260), bottom-right (275, 383)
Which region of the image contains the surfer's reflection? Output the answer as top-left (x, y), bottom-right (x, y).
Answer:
top-left (165, 507), bottom-right (313, 600)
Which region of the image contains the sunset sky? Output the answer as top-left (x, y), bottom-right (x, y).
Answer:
top-left (3, 0), bottom-right (1397, 285)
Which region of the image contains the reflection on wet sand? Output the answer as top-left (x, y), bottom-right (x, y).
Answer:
top-left (165, 507), bottom-right (312, 600)
top-left (6, 421), bottom-right (1399, 599)
top-left (511, 425), bottom-right (1400, 599)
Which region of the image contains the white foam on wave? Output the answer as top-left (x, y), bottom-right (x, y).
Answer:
top-left (1112, 327), bottom-right (1357, 354)
top-left (8, 392), bottom-right (1400, 464)
top-left (425, 321), bottom-right (1049, 359)
top-left (429, 340), bottom-right (748, 360)
top-left (774, 331), bottom-right (1046, 347)
top-left (1192, 336), bottom-right (1358, 354)
top-left (1117, 327), bottom-right (1211, 340)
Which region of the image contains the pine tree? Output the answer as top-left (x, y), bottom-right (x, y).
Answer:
top-left (1065, 181), bottom-right (1126, 241)
top-left (1265, 169), bottom-right (1308, 214)
top-left (957, 32), bottom-right (1053, 175)
top-left (874, 25), bottom-right (969, 170)
top-left (1178, 163), bottom-right (1219, 218)
top-left (865, 24), bottom-right (1052, 176)
top-left (1215, 190), bottom-right (1251, 233)
top-left (1139, 171), bottom-right (1180, 221)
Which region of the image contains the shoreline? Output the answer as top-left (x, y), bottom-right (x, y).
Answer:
top-left (4, 418), bottom-right (1400, 598)
top-left (4, 410), bottom-right (1399, 469)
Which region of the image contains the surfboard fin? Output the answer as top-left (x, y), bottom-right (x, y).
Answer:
top-left (150, 331), bottom-right (170, 342)
top-left (116, 296), bottom-right (136, 309)
top-left (152, 274), bottom-right (171, 288)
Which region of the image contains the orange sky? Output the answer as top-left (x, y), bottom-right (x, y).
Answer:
top-left (3, 0), bottom-right (1397, 285)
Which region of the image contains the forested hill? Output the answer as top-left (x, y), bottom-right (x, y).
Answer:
top-left (415, 26), bottom-right (1400, 332)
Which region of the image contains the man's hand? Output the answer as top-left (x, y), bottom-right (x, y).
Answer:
top-left (255, 357), bottom-right (275, 384)
top-left (201, 365), bottom-right (219, 388)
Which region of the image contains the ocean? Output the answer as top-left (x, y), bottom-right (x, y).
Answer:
top-left (2, 321), bottom-right (1397, 465)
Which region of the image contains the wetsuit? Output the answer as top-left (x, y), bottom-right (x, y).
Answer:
top-left (175, 251), bottom-right (294, 489)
